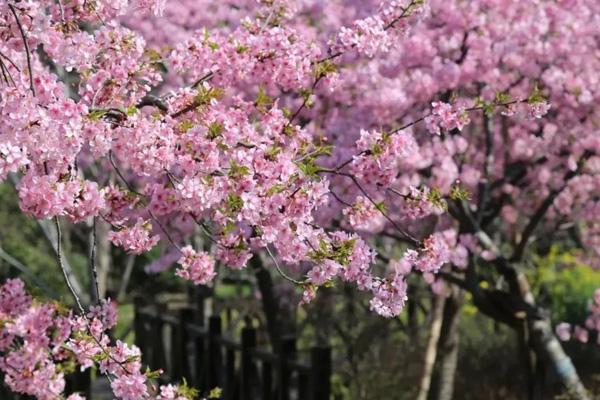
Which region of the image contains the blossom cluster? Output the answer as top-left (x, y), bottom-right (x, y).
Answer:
top-left (424, 101), bottom-right (470, 135)
top-left (2, 0), bottom-right (598, 372)
top-left (175, 245), bottom-right (216, 285)
top-left (0, 279), bottom-right (192, 400)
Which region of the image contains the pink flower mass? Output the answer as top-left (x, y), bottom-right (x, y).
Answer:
top-left (1, 0), bottom-right (600, 397)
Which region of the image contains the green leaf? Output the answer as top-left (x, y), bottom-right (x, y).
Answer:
top-left (194, 86), bottom-right (224, 107)
top-left (144, 367), bottom-right (162, 379)
top-left (296, 158), bottom-right (321, 179)
top-left (225, 193), bottom-right (244, 215)
top-left (265, 146), bottom-right (282, 161)
top-left (314, 60), bottom-right (337, 79)
top-left (208, 387), bottom-right (222, 399)
top-left (494, 91), bottom-right (512, 105)
top-left (255, 86), bottom-right (273, 112)
top-left (88, 109), bottom-right (108, 121)
top-left (449, 183), bottom-right (471, 201)
top-left (375, 201), bottom-right (386, 213)
top-left (426, 187), bottom-right (448, 211)
top-left (527, 84), bottom-right (546, 104)
top-left (177, 379), bottom-right (199, 399)
top-left (207, 122), bottom-right (224, 139)
top-left (228, 160), bottom-right (250, 179)
top-left (177, 120), bottom-right (195, 133)
top-left (125, 105), bottom-right (138, 116)
top-left (235, 45), bottom-right (249, 54)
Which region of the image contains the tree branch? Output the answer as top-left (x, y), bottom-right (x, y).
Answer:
top-left (511, 152), bottom-right (591, 262)
top-left (0, 245), bottom-right (58, 298)
top-left (54, 217), bottom-right (86, 313)
top-left (8, 3), bottom-right (35, 96)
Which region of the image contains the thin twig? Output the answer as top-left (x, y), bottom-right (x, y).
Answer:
top-left (148, 209), bottom-right (182, 252)
top-left (0, 60), bottom-right (11, 85)
top-left (265, 245), bottom-right (304, 285)
top-left (8, 3), bottom-right (36, 96)
top-left (331, 99), bottom-right (522, 173)
top-left (89, 217), bottom-right (101, 305)
top-left (108, 150), bottom-right (141, 195)
top-left (0, 245), bottom-right (58, 298)
top-left (0, 50), bottom-right (21, 72)
top-left (54, 217), bottom-right (86, 313)
top-left (510, 152), bottom-right (591, 262)
top-left (328, 189), bottom-right (353, 207)
top-left (320, 169), bottom-right (420, 246)
top-left (109, 152), bottom-right (183, 252)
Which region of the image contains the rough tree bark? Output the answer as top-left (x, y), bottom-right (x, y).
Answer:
top-left (469, 259), bottom-right (591, 400)
top-left (430, 286), bottom-right (464, 400)
top-left (417, 295), bottom-right (446, 400)
top-left (529, 310), bottom-right (588, 400)
top-left (446, 199), bottom-right (591, 400)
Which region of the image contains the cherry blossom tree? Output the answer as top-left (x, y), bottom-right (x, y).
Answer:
top-left (0, 0), bottom-right (599, 399)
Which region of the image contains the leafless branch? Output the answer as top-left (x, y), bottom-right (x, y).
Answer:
top-left (8, 3), bottom-right (36, 96)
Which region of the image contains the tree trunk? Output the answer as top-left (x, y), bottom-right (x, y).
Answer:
top-left (250, 256), bottom-right (282, 352)
top-left (430, 287), bottom-right (463, 400)
top-left (417, 295), bottom-right (446, 400)
top-left (529, 313), bottom-right (589, 400)
top-left (514, 268), bottom-right (590, 400)
top-left (491, 261), bottom-right (590, 400)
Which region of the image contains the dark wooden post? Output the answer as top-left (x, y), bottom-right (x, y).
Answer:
top-left (241, 326), bottom-right (257, 400)
top-left (278, 336), bottom-right (296, 400)
top-left (150, 312), bottom-right (167, 372)
top-left (310, 347), bottom-right (331, 400)
top-left (298, 372), bottom-right (309, 400)
top-left (171, 308), bottom-right (192, 381)
top-left (224, 347), bottom-right (236, 399)
top-left (192, 285), bottom-right (208, 326)
top-left (133, 298), bottom-right (147, 365)
top-left (65, 367), bottom-right (91, 399)
top-left (182, 308), bottom-right (194, 383)
top-left (207, 315), bottom-right (222, 389)
top-left (194, 330), bottom-right (206, 390)
top-left (261, 360), bottom-right (273, 400)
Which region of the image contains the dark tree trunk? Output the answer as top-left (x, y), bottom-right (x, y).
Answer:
top-left (251, 256), bottom-right (283, 352)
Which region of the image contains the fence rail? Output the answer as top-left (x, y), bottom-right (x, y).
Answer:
top-left (134, 304), bottom-right (332, 400)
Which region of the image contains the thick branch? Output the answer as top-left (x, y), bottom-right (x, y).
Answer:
top-left (511, 152), bottom-right (591, 262)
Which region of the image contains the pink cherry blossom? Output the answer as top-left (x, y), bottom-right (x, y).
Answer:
top-left (175, 246), bottom-right (216, 285)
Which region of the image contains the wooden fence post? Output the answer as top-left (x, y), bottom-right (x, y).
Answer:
top-left (278, 336), bottom-right (296, 400)
top-left (150, 312), bottom-right (167, 373)
top-left (310, 347), bottom-right (331, 400)
top-left (298, 371), bottom-right (309, 400)
top-left (65, 367), bottom-right (91, 399)
top-left (194, 330), bottom-right (206, 390)
top-left (193, 285), bottom-right (208, 326)
top-left (133, 298), bottom-right (148, 365)
top-left (207, 315), bottom-right (222, 390)
top-left (241, 325), bottom-right (257, 400)
top-left (261, 359), bottom-right (273, 400)
top-left (224, 346), bottom-right (236, 399)
top-left (183, 308), bottom-right (194, 383)
top-left (171, 308), bottom-right (192, 382)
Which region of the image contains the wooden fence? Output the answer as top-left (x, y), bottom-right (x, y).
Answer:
top-left (134, 304), bottom-right (332, 400)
